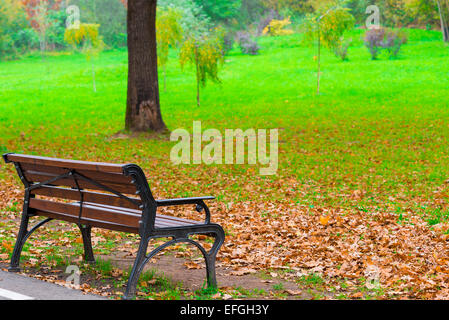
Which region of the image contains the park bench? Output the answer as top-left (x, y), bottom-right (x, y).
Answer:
top-left (2, 153), bottom-right (225, 299)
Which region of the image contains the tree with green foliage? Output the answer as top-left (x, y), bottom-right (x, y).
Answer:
top-left (193, 0), bottom-right (241, 25)
top-left (179, 29), bottom-right (224, 107)
top-left (263, 0), bottom-right (311, 15)
top-left (70, 0), bottom-right (128, 48)
top-left (21, 0), bottom-right (64, 59)
top-left (156, 6), bottom-right (183, 91)
top-left (405, 0), bottom-right (439, 28)
top-left (303, 0), bottom-right (354, 94)
top-left (64, 23), bottom-right (105, 92)
top-left (0, 0), bottom-right (30, 59)
top-left (159, 0), bottom-right (210, 31)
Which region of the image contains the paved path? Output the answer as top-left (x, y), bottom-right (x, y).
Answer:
top-left (0, 270), bottom-right (105, 300)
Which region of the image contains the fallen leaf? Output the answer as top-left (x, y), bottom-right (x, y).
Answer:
top-left (285, 289), bottom-right (302, 296)
top-left (230, 268), bottom-right (257, 276)
top-left (2, 241), bottom-right (13, 253)
top-left (319, 215), bottom-right (330, 226)
top-left (350, 292), bottom-right (364, 299)
top-left (184, 261), bottom-right (201, 269)
top-left (211, 292), bottom-right (221, 299)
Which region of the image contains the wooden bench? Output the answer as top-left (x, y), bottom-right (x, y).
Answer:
top-left (2, 153), bottom-right (225, 299)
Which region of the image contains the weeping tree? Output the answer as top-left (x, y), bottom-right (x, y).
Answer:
top-left (179, 29), bottom-right (224, 107)
top-left (303, 0), bottom-right (354, 94)
top-left (156, 6), bottom-right (183, 91)
top-left (64, 23), bottom-right (104, 92)
top-left (125, 0), bottom-right (167, 133)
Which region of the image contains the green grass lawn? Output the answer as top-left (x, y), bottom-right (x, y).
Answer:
top-left (1, 28), bottom-right (449, 223)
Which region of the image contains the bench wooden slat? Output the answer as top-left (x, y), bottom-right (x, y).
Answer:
top-left (155, 218), bottom-right (191, 228)
top-left (86, 202), bottom-right (202, 228)
top-left (29, 199), bottom-right (140, 228)
top-left (25, 172), bottom-right (137, 195)
top-left (31, 186), bottom-right (141, 210)
top-left (20, 163), bottom-right (133, 185)
top-left (29, 199), bottom-right (200, 231)
top-left (33, 210), bottom-right (139, 234)
top-left (7, 154), bottom-right (126, 173)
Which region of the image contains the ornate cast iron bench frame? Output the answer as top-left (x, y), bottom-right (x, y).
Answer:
top-left (2, 153), bottom-right (225, 299)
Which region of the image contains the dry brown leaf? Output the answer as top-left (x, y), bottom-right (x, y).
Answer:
top-left (211, 292), bottom-right (221, 299)
top-left (350, 292), bottom-right (364, 299)
top-left (319, 215), bottom-right (330, 226)
top-left (184, 261), bottom-right (201, 269)
top-left (285, 289), bottom-right (302, 296)
top-left (230, 268), bottom-right (257, 276)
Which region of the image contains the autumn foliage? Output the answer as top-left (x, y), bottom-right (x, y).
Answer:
top-left (21, 0), bottom-right (62, 30)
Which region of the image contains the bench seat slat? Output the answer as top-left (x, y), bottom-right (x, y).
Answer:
top-left (86, 202), bottom-right (202, 226)
top-left (29, 199), bottom-right (140, 228)
top-left (31, 186), bottom-right (141, 210)
top-left (84, 203), bottom-right (203, 228)
top-left (33, 210), bottom-right (139, 234)
top-left (29, 199), bottom-right (202, 232)
top-left (7, 154), bottom-right (125, 173)
top-left (25, 172), bottom-right (137, 195)
top-left (20, 163), bottom-right (133, 185)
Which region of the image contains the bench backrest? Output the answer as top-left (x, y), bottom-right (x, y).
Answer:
top-left (3, 153), bottom-right (156, 233)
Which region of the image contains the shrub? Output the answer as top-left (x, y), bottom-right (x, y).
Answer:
top-left (216, 28), bottom-right (234, 56)
top-left (364, 27), bottom-right (408, 60)
top-left (333, 36), bottom-right (352, 61)
top-left (12, 29), bottom-right (40, 53)
top-left (241, 41), bottom-right (260, 55)
top-left (222, 32), bottom-right (235, 55)
top-left (256, 9), bottom-right (279, 36)
top-left (262, 17), bottom-right (294, 36)
top-left (109, 33), bottom-right (127, 48)
top-left (364, 28), bottom-right (386, 60)
top-left (236, 31), bottom-right (259, 55)
top-left (382, 29), bottom-right (408, 58)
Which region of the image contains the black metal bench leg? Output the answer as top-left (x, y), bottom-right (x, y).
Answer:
top-left (204, 227), bottom-right (225, 289)
top-left (78, 225), bottom-right (95, 263)
top-left (8, 213), bottom-right (30, 272)
top-left (123, 236), bottom-right (150, 300)
top-left (205, 255), bottom-right (217, 288)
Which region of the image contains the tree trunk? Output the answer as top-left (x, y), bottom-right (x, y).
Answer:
top-left (444, 0), bottom-right (449, 42)
top-left (126, 0), bottom-right (167, 132)
top-left (195, 45), bottom-right (200, 107)
top-left (437, 0), bottom-right (449, 42)
top-left (92, 62), bottom-right (96, 93)
top-left (163, 65), bottom-right (167, 92)
top-left (317, 22), bottom-right (321, 95)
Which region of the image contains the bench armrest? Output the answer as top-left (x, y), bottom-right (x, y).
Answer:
top-left (155, 196), bottom-right (214, 206)
top-left (2, 153), bottom-right (14, 163)
top-left (155, 196), bottom-right (215, 224)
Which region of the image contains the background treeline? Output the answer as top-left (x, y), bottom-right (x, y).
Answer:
top-left (0, 0), bottom-right (447, 60)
